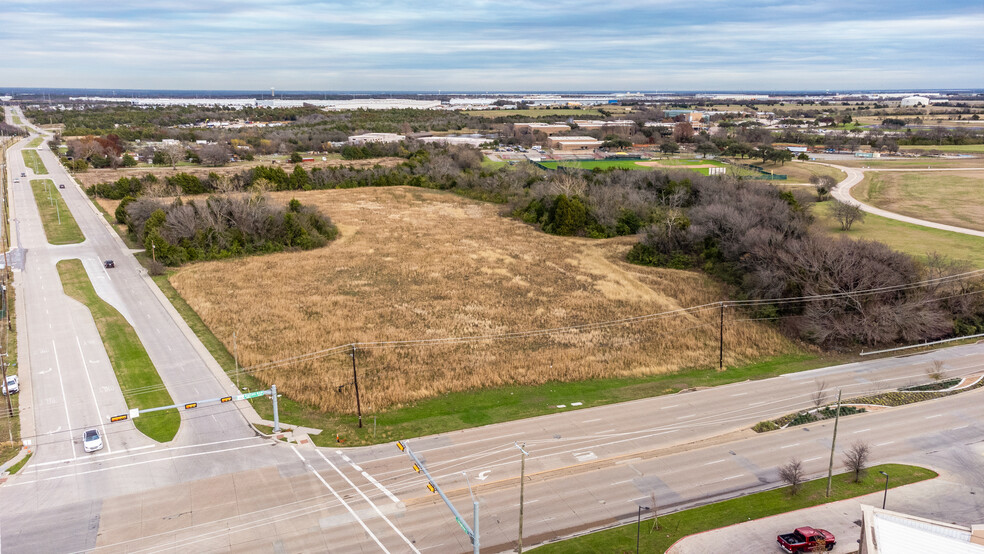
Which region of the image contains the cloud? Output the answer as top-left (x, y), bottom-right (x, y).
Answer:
top-left (0, 1), bottom-right (981, 90)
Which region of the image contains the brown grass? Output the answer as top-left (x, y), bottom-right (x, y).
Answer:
top-left (72, 157), bottom-right (405, 187)
top-left (852, 170), bottom-right (984, 232)
top-left (168, 187), bottom-right (797, 413)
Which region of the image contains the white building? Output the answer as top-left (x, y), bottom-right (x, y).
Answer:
top-left (900, 96), bottom-right (930, 107)
top-left (347, 133), bottom-right (406, 145)
top-left (547, 136), bottom-right (603, 151)
top-left (859, 505), bottom-right (984, 553)
top-left (419, 136), bottom-right (489, 147)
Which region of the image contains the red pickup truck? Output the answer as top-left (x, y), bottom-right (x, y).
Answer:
top-left (777, 526), bottom-right (836, 552)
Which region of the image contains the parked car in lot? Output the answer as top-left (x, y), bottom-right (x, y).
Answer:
top-left (103, 260), bottom-right (115, 268)
top-left (778, 526), bottom-right (835, 552)
top-left (82, 429), bottom-right (104, 453)
top-left (2, 375), bottom-right (18, 395)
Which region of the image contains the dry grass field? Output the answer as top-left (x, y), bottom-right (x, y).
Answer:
top-left (168, 187), bottom-right (797, 414)
top-left (72, 157), bottom-right (405, 188)
top-left (852, 170), bottom-right (984, 232)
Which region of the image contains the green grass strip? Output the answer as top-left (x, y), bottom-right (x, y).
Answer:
top-left (537, 463), bottom-right (937, 553)
top-left (29, 179), bottom-right (84, 245)
top-left (26, 137), bottom-right (43, 148)
top-left (6, 451), bottom-right (32, 474)
top-left (0, 280), bottom-right (20, 467)
top-left (21, 150), bottom-right (47, 174)
top-left (57, 259), bottom-right (179, 442)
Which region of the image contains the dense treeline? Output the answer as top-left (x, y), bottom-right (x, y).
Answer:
top-left (120, 194), bottom-right (337, 266)
top-left (628, 178), bottom-right (984, 347)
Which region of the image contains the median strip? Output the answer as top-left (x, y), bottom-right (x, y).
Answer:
top-left (56, 259), bottom-right (179, 442)
top-left (21, 149), bottom-right (47, 174)
top-left (30, 179), bottom-right (84, 244)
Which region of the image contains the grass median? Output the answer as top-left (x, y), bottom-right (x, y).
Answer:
top-left (57, 259), bottom-right (179, 442)
top-left (30, 179), bottom-right (84, 244)
top-left (21, 150), bottom-right (47, 174)
top-left (26, 137), bottom-right (43, 148)
top-left (536, 463), bottom-right (937, 553)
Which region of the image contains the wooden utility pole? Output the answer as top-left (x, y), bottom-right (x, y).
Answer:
top-left (826, 389), bottom-right (843, 497)
top-left (516, 442), bottom-right (530, 553)
top-left (351, 345), bottom-right (363, 428)
top-left (718, 302), bottom-right (725, 370)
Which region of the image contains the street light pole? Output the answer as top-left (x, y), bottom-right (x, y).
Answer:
top-left (515, 442), bottom-right (530, 553)
top-left (879, 471), bottom-right (889, 509)
top-left (636, 505), bottom-right (651, 554)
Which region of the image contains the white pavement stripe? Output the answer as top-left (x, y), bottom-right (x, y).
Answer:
top-left (925, 414), bottom-right (943, 419)
top-left (77, 336), bottom-right (111, 454)
top-left (721, 474), bottom-right (744, 481)
top-left (779, 443), bottom-right (799, 449)
top-left (875, 441), bottom-right (895, 447)
top-left (8, 443), bottom-right (270, 486)
top-left (316, 450), bottom-right (419, 553)
top-left (803, 457), bottom-right (823, 463)
top-left (703, 459), bottom-right (725, 465)
top-left (51, 339), bottom-right (76, 460)
top-left (853, 428), bottom-right (870, 434)
top-left (289, 446), bottom-right (389, 553)
top-left (361, 470), bottom-right (400, 504)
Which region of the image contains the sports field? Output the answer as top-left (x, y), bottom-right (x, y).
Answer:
top-left (851, 170), bottom-right (984, 232)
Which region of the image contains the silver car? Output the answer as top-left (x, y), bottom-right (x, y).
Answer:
top-left (82, 429), bottom-right (104, 453)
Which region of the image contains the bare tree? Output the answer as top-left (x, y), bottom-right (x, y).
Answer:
top-left (549, 172), bottom-right (587, 198)
top-left (779, 458), bottom-right (805, 495)
top-left (842, 441), bottom-right (870, 483)
top-left (831, 200), bottom-right (865, 231)
top-left (809, 175), bottom-right (836, 201)
top-left (161, 143), bottom-right (187, 169)
top-left (199, 143), bottom-right (231, 167)
top-left (927, 360), bottom-right (946, 382)
top-left (649, 491), bottom-right (659, 532)
top-left (812, 381), bottom-right (828, 411)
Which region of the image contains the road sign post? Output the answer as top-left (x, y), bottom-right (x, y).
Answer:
top-left (271, 384), bottom-right (280, 432)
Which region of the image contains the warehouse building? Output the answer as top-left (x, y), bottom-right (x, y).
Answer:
top-left (547, 136), bottom-right (603, 151)
top-left (900, 96), bottom-right (930, 107)
top-left (347, 133), bottom-right (406, 145)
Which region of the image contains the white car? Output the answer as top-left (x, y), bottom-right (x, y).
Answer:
top-left (82, 429), bottom-right (104, 453)
top-left (1, 375), bottom-right (18, 395)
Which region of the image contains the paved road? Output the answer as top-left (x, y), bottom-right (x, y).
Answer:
top-left (827, 163), bottom-right (984, 238)
top-left (5, 107), bottom-right (258, 462)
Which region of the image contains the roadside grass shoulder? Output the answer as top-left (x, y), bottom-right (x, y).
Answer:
top-left (536, 464), bottom-right (937, 553)
top-left (899, 144), bottom-right (984, 153)
top-left (6, 451), bottom-right (32, 474)
top-left (29, 179), bottom-right (85, 244)
top-left (57, 259), bottom-right (179, 442)
top-left (0, 281), bottom-right (20, 466)
top-left (21, 150), bottom-right (48, 174)
top-left (812, 201), bottom-right (984, 268)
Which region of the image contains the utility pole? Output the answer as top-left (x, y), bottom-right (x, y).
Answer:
top-left (271, 384), bottom-right (280, 432)
top-left (233, 331), bottom-right (239, 390)
top-left (1, 351), bottom-right (12, 417)
top-left (826, 389), bottom-right (842, 497)
top-left (351, 345), bottom-right (363, 428)
top-left (718, 301), bottom-right (725, 370)
top-left (515, 442), bottom-right (530, 553)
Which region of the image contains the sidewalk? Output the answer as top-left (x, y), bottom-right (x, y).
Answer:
top-left (667, 472), bottom-right (982, 553)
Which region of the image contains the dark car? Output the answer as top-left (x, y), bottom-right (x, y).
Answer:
top-left (103, 260), bottom-right (115, 268)
top-left (59, 184), bottom-right (66, 189)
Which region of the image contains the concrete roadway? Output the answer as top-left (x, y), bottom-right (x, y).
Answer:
top-left (827, 162), bottom-right (984, 238)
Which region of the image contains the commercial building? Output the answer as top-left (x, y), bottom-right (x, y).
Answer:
top-left (347, 133), bottom-right (406, 145)
top-left (572, 120), bottom-right (635, 130)
top-left (900, 96), bottom-right (930, 107)
top-left (859, 505), bottom-right (984, 553)
top-left (514, 122), bottom-right (571, 135)
top-left (419, 136), bottom-right (489, 147)
top-left (547, 136), bottom-right (603, 151)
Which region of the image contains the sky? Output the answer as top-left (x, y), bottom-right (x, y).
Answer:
top-left (1, 0), bottom-right (982, 92)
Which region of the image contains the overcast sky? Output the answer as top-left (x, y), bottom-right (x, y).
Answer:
top-left (2, 0), bottom-right (982, 91)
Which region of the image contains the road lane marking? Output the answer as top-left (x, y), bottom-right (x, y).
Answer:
top-left (593, 428), bottom-right (616, 434)
top-left (730, 392), bottom-right (747, 397)
top-left (581, 418), bottom-right (602, 424)
top-left (875, 441), bottom-right (895, 447)
top-left (77, 336), bottom-right (112, 454)
top-left (722, 474), bottom-right (744, 481)
top-left (290, 445), bottom-right (388, 554)
top-left (780, 443), bottom-right (800, 449)
top-left (289, 447), bottom-right (389, 553)
top-left (803, 457), bottom-right (823, 463)
top-left (703, 459), bottom-right (725, 465)
top-left (925, 414), bottom-right (943, 419)
top-left (660, 405), bottom-right (679, 410)
top-left (750, 401), bottom-right (768, 407)
top-left (315, 451), bottom-right (417, 552)
top-left (29, 436), bottom-right (258, 470)
top-left (676, 414), bottom-right (695, 420)
top-left (361, 471), bottom-right (401, 503)
top-left (952, 425), bottom-right (969, 430)
top-left (853, 428), bottom-right (870, 434)
top-left (513, 499), bottom-right (540, 507)
top-left (51, 339), bottom-right (76, 460)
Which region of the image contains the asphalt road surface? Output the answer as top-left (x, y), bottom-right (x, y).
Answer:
top-left (1, 108), bottom-right (982, 552)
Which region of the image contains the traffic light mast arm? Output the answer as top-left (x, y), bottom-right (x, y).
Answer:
top-left (398, 441), bottom-right (475, 539)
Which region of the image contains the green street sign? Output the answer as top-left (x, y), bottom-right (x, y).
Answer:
top-left (240, 391), bottom-right (267, 400)
top-left (456, 517), bottom-right (467, 533)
